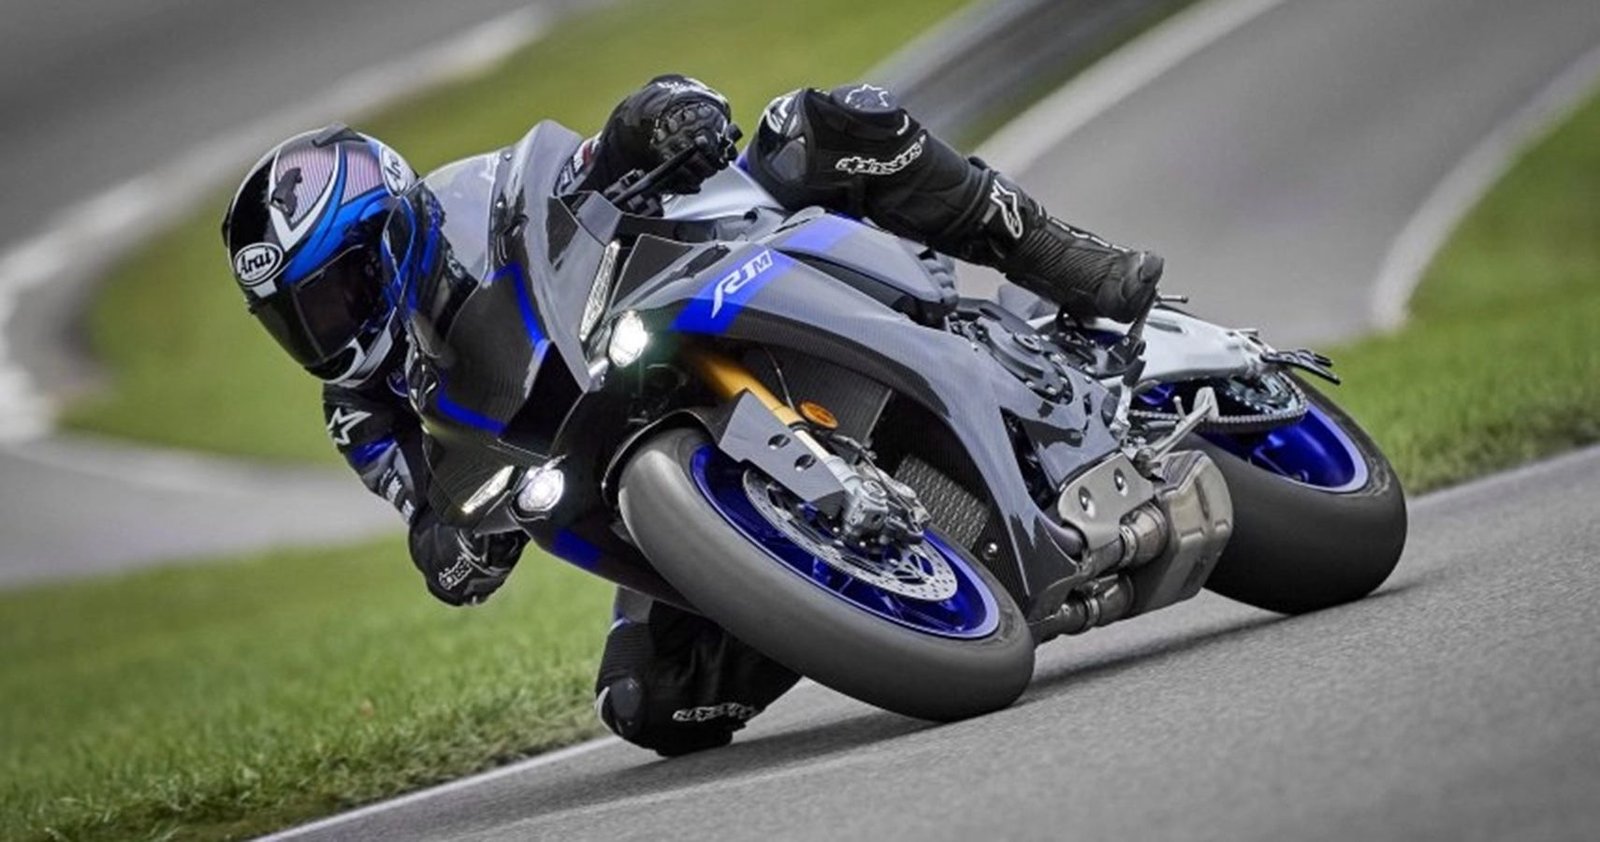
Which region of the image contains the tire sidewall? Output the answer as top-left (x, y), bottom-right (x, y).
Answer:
top-left (1198, 379), bottom-right (1408, 614)
top-left (619, 427), bottom-right (1035, 722)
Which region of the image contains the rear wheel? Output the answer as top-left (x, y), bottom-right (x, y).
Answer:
top-left (1193, 379), bottom-right (1407, 614)
top-left (619, 427), bottom-right (1035, 721)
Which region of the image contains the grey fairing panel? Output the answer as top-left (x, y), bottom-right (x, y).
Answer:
top-left (623, 235), bottom-right (1118, 603)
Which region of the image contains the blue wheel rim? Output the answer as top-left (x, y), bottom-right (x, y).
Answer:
top-left (1202, 404), bottom-right (1369, 492)
top-left (1135, 378), bottom-right (1369, 493)
top-left (689, 446), bottom-right (1000, 639)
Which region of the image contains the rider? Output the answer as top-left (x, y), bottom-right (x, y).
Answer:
top-left (221, 75), bottom-right (1162, 755)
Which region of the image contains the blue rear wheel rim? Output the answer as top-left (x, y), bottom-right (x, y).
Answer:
top-left (1135, 376), bottom-right (1370, 493)
top-left (689, 446), bottom-right (1000, 639)
top-left (1202, 403), bottom-right (1370, 492)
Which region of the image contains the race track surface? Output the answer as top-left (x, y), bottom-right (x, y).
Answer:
top-left (275, 446), bottom-right (1600, 842)
top-left (971, 0), bottom-right (1600, 346)
top-left (270, 0), bottom-right (1600, 838)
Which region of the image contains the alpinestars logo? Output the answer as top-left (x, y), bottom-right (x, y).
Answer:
top-left (989, 180), bottom-right (1025, 240)
top-left (710, 250), bottom-right (775, 318)
top-left (671, 702), bottom-right (759, 723)
top-left (437, 534), bottom-right (487, 590)
top-left (326, 407), bottom-right (372, 446)
top-left (841, 83), bottom-right (893, 110)
top-left (835, 134), bottom-right (925, 177)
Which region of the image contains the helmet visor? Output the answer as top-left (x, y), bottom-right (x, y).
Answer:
top-left (251, 245), bottom-right (387, 370)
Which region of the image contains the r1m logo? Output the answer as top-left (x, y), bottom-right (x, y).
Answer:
top-left (711, 250), bottom-right (775, 318)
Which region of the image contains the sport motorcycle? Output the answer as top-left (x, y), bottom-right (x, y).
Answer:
top-left (393, 122), bottom-right (1407, 720)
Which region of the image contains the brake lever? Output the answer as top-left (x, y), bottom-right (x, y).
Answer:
top-left (604, 124), bottom-right (745, 214)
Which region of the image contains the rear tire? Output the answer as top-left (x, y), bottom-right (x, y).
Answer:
top-left (619, 428), bottom-right (1035, 721)
top-left (1197, 382), bottom-right (1407, 614)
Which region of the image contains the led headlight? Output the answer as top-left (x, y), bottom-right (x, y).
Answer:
top-left (515, 463), bottom-right (566, 515)
top-left (462, 465), bottom-right (515, 514)
top-left (607, 311), bottom-right (650, 367)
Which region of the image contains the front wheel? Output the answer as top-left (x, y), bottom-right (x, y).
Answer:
top-left (1196, 379), bottom-right (1408, 614)
top-left (618, 427), bottom-right (1035, 722)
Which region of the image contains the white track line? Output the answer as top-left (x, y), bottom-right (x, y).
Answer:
top-left (257, 736), bottom-right (623, 842)
top-left (0, 6), bottom-right (554, 444)
top-left (1368, 39), bottom-right (1600, 331)
top-left (976, 0), bottom-right (1291, 172)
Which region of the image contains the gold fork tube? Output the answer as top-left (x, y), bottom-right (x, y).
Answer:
top-left (684, 348), bottom-right (804, 427)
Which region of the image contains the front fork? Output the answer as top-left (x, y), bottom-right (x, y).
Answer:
top-left (683, 346), bottom-right (925, 543)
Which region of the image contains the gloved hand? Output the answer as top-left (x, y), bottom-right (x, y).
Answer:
top-left (601, 75), bottom-right (738, 195)
top-left (408, 513), bottom-right (528, 606)
top-left (648, 98), bottom-right (739, 194)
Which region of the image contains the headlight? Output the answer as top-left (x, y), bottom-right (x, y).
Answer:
top-left (515, 463), bottom-right (566, 515)
top-left (462, 465), bottom-right (515, 514)
top-left (607, 311), bottom-right (650, 367)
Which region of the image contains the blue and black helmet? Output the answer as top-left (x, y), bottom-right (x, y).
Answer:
top-left (222, 124), bottom-right (415, 384)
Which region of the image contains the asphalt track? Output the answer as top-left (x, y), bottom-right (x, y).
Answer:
top-left (269, 0), bottom-right (1600, 838)
top-left (273, 446), bottom-right (1600, 842)
top-left (0, 0), bottom-right (583, 585)
top-left (972, 0), bottom-right (1600, 347)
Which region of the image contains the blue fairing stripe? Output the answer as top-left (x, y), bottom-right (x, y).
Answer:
top-left (671, 247), bottom-right (794, 335)
top-left (434, 391), bottom-right (507, 435)
top-left (551, 529), bottom-right (603, 571)
top-left (489, 262), bottom-right (550, 349)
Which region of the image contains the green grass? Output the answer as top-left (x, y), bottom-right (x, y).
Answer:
top-left (0, 539), bottom-right (614, 842)
top-left (1323, 86), bottom-right (1600, 493)
top-left (60, 0), bottom-right (972, 463)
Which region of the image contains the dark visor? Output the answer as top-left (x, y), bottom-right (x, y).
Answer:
top-left (251, 245), bottom-right (386, 370)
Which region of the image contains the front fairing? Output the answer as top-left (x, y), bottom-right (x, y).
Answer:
top-left (387, 122), bottom-right (598, 522)
top-left (615, 213), bottom-right (1124, 600)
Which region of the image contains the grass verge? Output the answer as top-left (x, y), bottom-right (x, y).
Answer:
top-left (1323, 84), bottom-right (1600, 493)
top-left (0, 540), bottom-right (613, 842)
top-left (59, 0), bottom-right (971, 463)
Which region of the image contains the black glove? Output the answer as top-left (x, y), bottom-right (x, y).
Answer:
top-left (408, 512), bottom-right (528, 606)
top-left (649, 98), bottom-right (739, 193)
top-left (593, 75), bottom-right (738, 195)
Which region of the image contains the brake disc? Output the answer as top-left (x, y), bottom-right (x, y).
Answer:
top-left (742, 470), bottom-right (959, 602)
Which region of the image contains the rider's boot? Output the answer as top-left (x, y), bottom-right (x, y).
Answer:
top-left (746, 83), bottom-right (1163, 323)
top-left (940, 172), bottom-right (1164, 323)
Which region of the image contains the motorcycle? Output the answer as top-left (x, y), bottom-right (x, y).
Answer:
top-left (391, 122), bottom-right (1407, 721)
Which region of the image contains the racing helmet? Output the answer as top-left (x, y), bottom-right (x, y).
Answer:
top-left (222, 124), bottom-right (415, 384)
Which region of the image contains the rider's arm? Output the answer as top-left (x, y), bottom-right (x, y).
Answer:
top-left (565, 74), bottom-right (736, 195)
top-left (322, 381), bottom-right (527, 605)
top-left (323, 378), bottom-right (426, 523)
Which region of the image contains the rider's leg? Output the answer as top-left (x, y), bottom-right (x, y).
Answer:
top-left (746, 84), bottom-right (1162, 322)
top-left (595, 588), bottom-right (801, 757)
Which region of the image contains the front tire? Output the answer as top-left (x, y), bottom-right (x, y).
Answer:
top-left (1197, 381), bottom-right (1407, 614)
top-left (619, 427), bottom-right (1035, 722)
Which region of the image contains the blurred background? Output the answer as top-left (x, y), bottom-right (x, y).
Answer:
top-left (3, 0), bottom-right (1598, 839)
